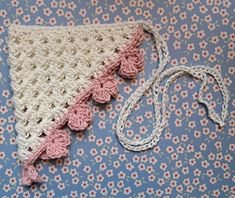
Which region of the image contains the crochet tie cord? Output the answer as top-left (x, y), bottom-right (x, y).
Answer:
top-left (7, 22), bottom-right (229, 186)
top-left (116, 24), bottom-right (229, 151)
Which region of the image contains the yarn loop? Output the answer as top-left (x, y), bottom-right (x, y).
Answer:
top-left (92, 76), bottom-right (118, 103)
top-left (40, 130), bottom-right (70, 159)
top-left (21, 165), bottom-right (42, 186)
top-left (119, 48), bottom-right (144, 78)
top-left (68, 104), bottom-right (93, 131)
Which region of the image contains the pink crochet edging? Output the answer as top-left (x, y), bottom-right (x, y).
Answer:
top-left (20, 24), bottom-right (144, 186)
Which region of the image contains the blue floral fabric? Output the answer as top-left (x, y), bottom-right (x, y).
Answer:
top-left (0, 0), bottom-right (234, 197)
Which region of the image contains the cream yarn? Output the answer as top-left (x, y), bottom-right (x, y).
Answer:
top-left (7, 21), bottom-right (229, 185)
top-left (116, 24), bottom-right (229, 152)
top-left (8, 22), bottom-right (140, 162)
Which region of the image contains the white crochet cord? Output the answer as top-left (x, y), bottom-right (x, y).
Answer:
top-left (116, 24), bottom-right (229, 152)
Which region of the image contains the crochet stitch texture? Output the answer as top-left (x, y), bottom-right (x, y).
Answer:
top-left (8, 22), bottom-right (144, 185)
top-left (8, 21), bottom-right (229, 186)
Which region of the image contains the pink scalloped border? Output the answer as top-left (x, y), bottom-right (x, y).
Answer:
top-left (21, 24), bottom-right (144, 185)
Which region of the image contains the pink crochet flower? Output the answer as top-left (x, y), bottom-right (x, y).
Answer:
top-left (119, 48), bottom-right (144, 78)
top-left (21, 165), bottom-right (42, 186)
top-left (40, 130), bottom-right (70, 159)
top-left (92, 76), bottom-right (118, 103)
top-left (68, 103), bottom-right (93, 131)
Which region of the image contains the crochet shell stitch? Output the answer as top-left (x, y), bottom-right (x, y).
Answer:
top-left (8, 21), bottom-right (229, 186)
top-left (8, 21), bottom-right (145, 185)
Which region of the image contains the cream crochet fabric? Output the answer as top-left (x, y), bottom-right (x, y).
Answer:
top-left (8, 21), bottom-right (229, 186)
top-left (9, 22), bottom-right (139, 162)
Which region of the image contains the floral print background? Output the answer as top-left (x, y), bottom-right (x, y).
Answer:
top-left (0, 0), bottom-right (235, 197)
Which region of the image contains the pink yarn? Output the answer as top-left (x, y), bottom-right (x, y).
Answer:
top-left (21, 165), bottom-right (42, 186)
top-left (20, 25), bottom-right (145, 185)
top-left (92, 75), bottom-right (118, 103)
top-left (40, 129), bottom-right (70, 159)
top-left (67, 103), bottom-right (93, 131)
top-left (119, 48), bottom-right (144, 78)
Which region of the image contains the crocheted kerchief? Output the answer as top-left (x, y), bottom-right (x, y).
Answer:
top-left (8, 21), bottom-right (229, 186)
top-left (8, 22), bottom-right (144, 185)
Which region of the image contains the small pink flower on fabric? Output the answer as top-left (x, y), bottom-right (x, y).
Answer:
top-left (21, 165), bottom-right (42, 186)
top-left (68, 103), bottom-right (93, 131)
top-left (92, 75), bottom-right (118, 103)
top-left (119, 48), bottom-right (144, 79)
top-left (40, 129), bottom-right (70, 159)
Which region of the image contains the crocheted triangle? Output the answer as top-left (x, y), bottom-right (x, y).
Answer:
top-left (8, 22), bottom-right (144, 185)
top-left (8, 22), bottom-right (229, 186)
